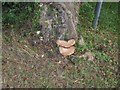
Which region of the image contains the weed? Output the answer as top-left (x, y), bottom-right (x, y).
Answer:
top-left (75, 2), bottom-right (118, 87)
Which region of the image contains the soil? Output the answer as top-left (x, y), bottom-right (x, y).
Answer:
top-left (2, 21), bottom-right (78, 88)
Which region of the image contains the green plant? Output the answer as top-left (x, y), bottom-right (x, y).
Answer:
top-left (2, 2), bottom-right (41, 30)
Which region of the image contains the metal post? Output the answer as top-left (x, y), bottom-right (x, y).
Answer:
top-left (93, 0), bottom-right (103, 29)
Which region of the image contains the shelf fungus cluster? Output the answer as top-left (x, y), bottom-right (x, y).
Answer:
top-left (56, 39), bottom-right (76, 57)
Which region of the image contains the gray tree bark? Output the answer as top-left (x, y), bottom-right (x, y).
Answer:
top-left (39, 2), bottom-right (80, 43)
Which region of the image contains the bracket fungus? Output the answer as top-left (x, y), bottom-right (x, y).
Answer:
top-left (56, 39), bottom-right (75, 48)
top-left (56, 39), bottom-right (76, 56)
top-left (59, 46), bottom-right (75, 57)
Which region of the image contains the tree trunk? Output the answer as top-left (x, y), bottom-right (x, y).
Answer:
top-left (39, 2), bottom-right (80, 43)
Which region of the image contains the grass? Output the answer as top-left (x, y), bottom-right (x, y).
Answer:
top-left (2, 2), bottom-right (41, 32)
top-left (74, 2), bottom-right (118, 87)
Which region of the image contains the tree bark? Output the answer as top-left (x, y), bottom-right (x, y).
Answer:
top-left (39, 2), bottom-right (80, 43)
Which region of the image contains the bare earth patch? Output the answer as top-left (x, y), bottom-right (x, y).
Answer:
top-left (2, 22), bottom-right (77, 88)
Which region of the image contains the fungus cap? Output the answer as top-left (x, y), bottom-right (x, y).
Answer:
top-left (59, 46), bottom-right (75, 56)
top-left (56, 39), bottom-right (75, 48)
